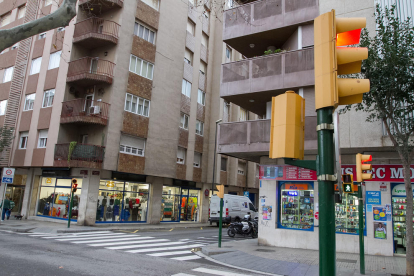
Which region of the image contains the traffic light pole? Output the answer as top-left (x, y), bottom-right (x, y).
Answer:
top-left (67, 190), bottom-right (74, 228)
top-left (358, 183), bottom-right (365, 274)
top-left (218, 198), bottom-right (223, 248)
top-left (317, 107), bottom-right (336, 276)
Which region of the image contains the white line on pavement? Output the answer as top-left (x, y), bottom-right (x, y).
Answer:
top-left (147, 250), bottom-right (192, 257)
top-left (87, 237), bottom-right (156, 246)
top-left (43, 233), bottom-right (126, 239)
top-left (64, 231), bottom-right (112, 235)
top-left (72, 237), bottom-right (160, 244)
top-left (171, 255), bottom-right (201, 261)
top-left (126, 244), bottom-right (205, 253)
top-left (107, 241), bottom-right (185, 250)
top-left (192, 267), bottom-right (253, 276)
top-left (170, 273), bottom-right (195, 276)
top-left (55, 234), bottom-right (135, 241)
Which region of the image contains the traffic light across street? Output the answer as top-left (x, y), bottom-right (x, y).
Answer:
top-left (356, 154), bottom-right (373, 182)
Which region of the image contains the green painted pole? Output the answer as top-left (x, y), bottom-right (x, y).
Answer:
top-left (218, 198), bottom-right (223, 248)
top-left (317, 107), bottom-right (336, 276)
top-left (358, 183), bottom-right (365, 274)
top-left (67, 190), bottom-right (74, 228)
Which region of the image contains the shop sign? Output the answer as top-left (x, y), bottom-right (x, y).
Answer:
top-left (366, 191), bottom-right (381, 205)
top-left (106, 181), bottom-right (115, 188)
top-left (285, 184), bottom-right (308, 190)
top-left (46, 178), bottom-right (52, 184)
top-left (391, 184), bottom-right (414, 196)
top-left (80, 170), bottom-right (88, 175)
top-left (243, 191), bottom-right (249, 197)
top-left (379, 182), bottom-right (387, 192)
top-left (260, 164), bottom-right (414, 182)
top-left (92, 171), bottom-right (100, 176)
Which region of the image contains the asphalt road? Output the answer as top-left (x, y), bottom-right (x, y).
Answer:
top-left (0, 227), bottom-right (256, 276)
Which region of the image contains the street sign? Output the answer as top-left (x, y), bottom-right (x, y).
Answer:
top-left (244, 191), bottom-right (249, 197)
top-left (1, 168), bottom-right (15, 184)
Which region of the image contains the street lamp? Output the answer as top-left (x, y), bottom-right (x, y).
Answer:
top-left (211, 119), bottom-right (222, 195)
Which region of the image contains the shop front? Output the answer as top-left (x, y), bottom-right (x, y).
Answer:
top-left (3, 174), bottom-right (27, 216)
top-left (161, 186), bottom-right (200, 222)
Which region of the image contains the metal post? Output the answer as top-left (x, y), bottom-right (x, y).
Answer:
top-left (358, 183), bottom-right (365, 274)
top-left (0, 183), bottom-right (8, 221)
top-left (317, 107), bottom-right (336, 276)
top-left (67, 190), bottom-right (74, 228)
top-left (218, 197), bottom-right (223, 248)
top-left (212, 120), bottom-right (222, 193)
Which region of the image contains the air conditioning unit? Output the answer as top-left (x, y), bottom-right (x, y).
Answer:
top-left (89, 106), bottom-right (100, 114)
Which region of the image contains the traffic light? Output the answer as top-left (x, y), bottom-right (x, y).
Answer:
top-left (342, 174), bottom-right (354, 193)
top-left (269, 91), bottom-right (305, 160)
top-left (356, 153), bottom-right (372, 182)
top-left (314, 9), bottom-right (370, 110)
top-left (217, 184), bottom-right (224, 199)
top-left (72, 178), bottom-right (78, 193)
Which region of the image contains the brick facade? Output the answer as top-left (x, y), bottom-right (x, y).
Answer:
top-left (127, 72), bottom-right (152, 100)
top-left (117, 153), bottom-right (145, 174)
top-left (180, 94), bottom-right (191, 115)
top-left (196, 103), bottom-right (205, 121)
top-left (220, 171), bottom-right (227, 185)
top-left (193, 167), bottom-right (202, 182)
top-left (136, 1), bottom-right (159, 30)
top-left (131, 36), bottom-right (156, 64)
top-left (122, 112), bottom-right (149, 138)
top-left (237, 174), bottom-right (246, 187)
top-left (178, 128), bottom-right (189, 148)
top-left (195, 134), bottom-right (203, 153)
top-left (176, 163), bottom-right (186, 180)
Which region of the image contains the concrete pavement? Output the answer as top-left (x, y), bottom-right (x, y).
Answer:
top-left (200, 239), bottom-right (405, 276)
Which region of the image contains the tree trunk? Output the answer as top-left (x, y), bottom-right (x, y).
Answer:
top-left (404, 162), bottom-right (414, 276)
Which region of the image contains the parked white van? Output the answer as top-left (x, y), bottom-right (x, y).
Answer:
top-left (209, 194), bottom-right (258, 226)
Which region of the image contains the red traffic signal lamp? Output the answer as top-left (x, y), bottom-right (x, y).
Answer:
top-left (72, 178), bottom-right (78, 193)
top-left (356, 154), bottom-right (372, 182)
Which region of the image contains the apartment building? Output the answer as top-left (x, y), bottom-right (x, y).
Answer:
top-left (0, 0), bottom-right (259, 226)
top-left (218, 0), bottom-right (414, 256)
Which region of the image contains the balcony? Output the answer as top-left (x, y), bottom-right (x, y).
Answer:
top-left (67, 57), bottom-right (115, 86)
top-left (223, 0), bottom-right (318, 57)
top-left (221, 48), bottom-right (314, 115)
top-left (73, 18), bottom-right (120, 48)
top-left (78, 0), bottom-right (123, 14)
top-left (60, 99), bottom-right (110, 126)
top-left (217, 118), bottom-right (317, 163)
top-left (54, 143), bottom-right (105, 169)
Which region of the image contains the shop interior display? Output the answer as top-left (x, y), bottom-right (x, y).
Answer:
top-left (280, 189), bottom-right (314, 230)
top-left (96, 193), bottom-right (148, 222)
top-left (392, 197), bottom-right (413, 252)
top-left (335, 193), bottom-right (363, 234)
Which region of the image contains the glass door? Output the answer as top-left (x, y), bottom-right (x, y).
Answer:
top-left (181, 189), bottom-right (189, 221)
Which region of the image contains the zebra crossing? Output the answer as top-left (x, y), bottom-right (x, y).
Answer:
top-left (19, 231), bottom-right (205, 262)
top-left (171, 267), bottom-right (257, 276)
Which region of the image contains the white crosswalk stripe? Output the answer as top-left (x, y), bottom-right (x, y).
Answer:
top-left (171, 267), bottom-right (256, 276)
top-left (126, 244), bottom-right (205, 253)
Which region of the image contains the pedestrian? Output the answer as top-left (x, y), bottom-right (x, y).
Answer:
top-left (0, 196), bottom-right (11, 221)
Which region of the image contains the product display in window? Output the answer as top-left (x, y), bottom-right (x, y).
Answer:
top-left (392, 197), bottom-right (413, 253)
top-left (280, 184), bottom-right (314, 230)
top-left (335, 193), bottom-right (364, 234)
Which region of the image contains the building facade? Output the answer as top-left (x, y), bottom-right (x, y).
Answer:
top-left (0, 0), bottom-right (259, 226)
top-left (218, 0), bottom-right (414, 256)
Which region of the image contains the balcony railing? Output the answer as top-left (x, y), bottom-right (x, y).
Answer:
top-left (67, 57), bottom-right (115, 86)
top-left (60, 99), bottom-right (110, 126)
top-left (54, 143), bottom-right (105, 169)
top-left (73, 18), bottom-right (120, 47)
top-left (78, 0), bottom-right (123, 13)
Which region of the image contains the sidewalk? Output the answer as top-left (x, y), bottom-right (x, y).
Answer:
top-left (0, 217), bottom-right (211, 233)
top-left (201, 239), bottom-right (405, 276)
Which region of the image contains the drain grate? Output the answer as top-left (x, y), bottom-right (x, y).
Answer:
top-left (256, 249), bottom-right (276, 252)
top-left (337, 258), bottom-right (357, 263)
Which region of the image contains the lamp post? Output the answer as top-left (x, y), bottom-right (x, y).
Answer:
top-left (211, 119), bottom-right (222, 194)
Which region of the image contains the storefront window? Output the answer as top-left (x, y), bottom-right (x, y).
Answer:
top-left (392, 183), bottom-right (413, 254)
top-left (162, 186), bottom-right (180, 222)
top-left (335, 191), bottom-right (365, 234)
top-left (96, 180), bottom-right (149, 223)
top-left (37, 177), bottom-right (82, 220)
top-left (278, 182), bottom-right (314, 230)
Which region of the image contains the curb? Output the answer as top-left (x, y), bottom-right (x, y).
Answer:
top-left (0, 227), bottom-right (35, 233)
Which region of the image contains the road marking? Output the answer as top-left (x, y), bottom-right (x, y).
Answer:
top-left (126, 244), bottom-right (205, 253)
top-left (147, 250), bottom-right (192, 257)
top-left (43, 233), bottom-right (126, 239)
top-left (193, 267), bottom-right (253, 276)
top-left (55, 234), bottom-right (135, 241)
top-left (72, 237), bottom-right (161, 244)
top-left (179, 239), bottom-right (190, 241)
top-left (171, 255), bottom-right (201, 261)
top-left (87, 237), bottom-right (156, 246)
top-left (171, 273), bottom-right (194, 276)
top-left (107, 241), bottom-right (185, 250)
top-left (65, 231), bottom-right (112, 235)
top-left (169, 228), bottom-right (174, 231)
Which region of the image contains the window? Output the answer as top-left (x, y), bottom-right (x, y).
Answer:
top-left (44, 0), bottom-right (52, 6)
top-left (134, 22), bottom-right (156, 44)
top-left (238, 162), bottom-right (245, 175)
top-left (199, 61), bottom-right (206, 75)
top-left (221, 157), bottom-right (227, 171)
top-left (196, 120), bottom-right (204, 136)
top-left (11, 43), bottom-right (19, 50)
top-left (181, 79), bottom-right (191, 98)
top-left (120, 135), bottom-right (146, 156)
top-left (197, 90), bottom-right (205, 106)
top-left (30, 57), bottom-right (42, 75)
top-left (227, 0), bottom-right (234, 9)
top-left (201, 33), bottom-right (208, 47)
top-left (184, 48), bottom-right (193, 65)
top-left (239, 108), bottom-right (247, 121)
top-left (177, 147), bottom-right (186, 164)
top-left (194, 152), bottom-right (201, 168)
top-left (0, 100), bottom-right (7, 116)
top-left (38, 129), bottom-right (48, 148)
top-left (225, 46), bottom-right (232, 62)
top-left (18, 5), bottom-right (26, 19)
top-left (180, 113), bottom-right (189, 129)
top-left (42, 89), bottom-right (55, 108)
top-left (24, 94), bottom-right (35, 111)
top-left (0, 13), bottom-right (11, 27)
top-left (141, 0), bottom-right (159, 10)
top-left (124, 93), bottom-right (150, 117)
top-left (19, 132), bottom-right (28, 149)
top-left (57, 27), bottom-right (65, 32)
top-left (38, 32), bottom-right (46, 39)
top-left (129, 55), bottom-right (154, 80)
top-left (48, 51), bottom-right (61, 70)
top-left (187, 20), bottom-right (195, 36)
top-left (3, 67), bottom-right (14, 83)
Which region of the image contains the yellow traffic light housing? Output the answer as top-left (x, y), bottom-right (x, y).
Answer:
top-left (269, 91), bottom-right (305, 160)
top-left (314, 10), bottom-right (370, 110)
top-left (217, 184), bottom-right (224, 199)
top-left (356, 154), bottom-right (372, 182)
top-left (342, 174), bottom-right (354, 193)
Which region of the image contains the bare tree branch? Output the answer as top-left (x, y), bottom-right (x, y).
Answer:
top-left (0, 0), bottom-right (77, 52)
